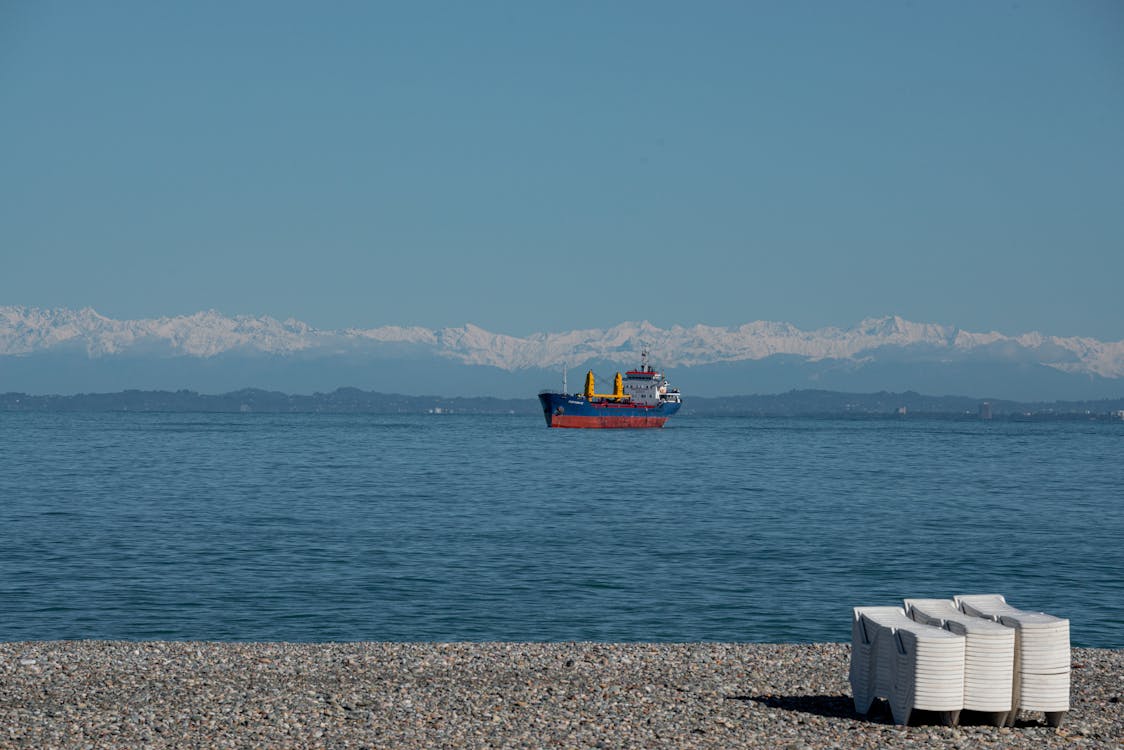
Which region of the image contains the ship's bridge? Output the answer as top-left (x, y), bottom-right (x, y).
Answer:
top-left (623, 369), bottom-right (663, 405)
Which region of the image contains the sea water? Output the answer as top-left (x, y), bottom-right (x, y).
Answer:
top-left (1, 413), bottom-right (1121, 646)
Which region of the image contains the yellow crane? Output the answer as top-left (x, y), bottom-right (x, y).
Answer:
top-left (584, 370), bottom-right (630, 400)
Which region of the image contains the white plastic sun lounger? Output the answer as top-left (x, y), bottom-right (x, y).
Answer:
top-left (850, 606), bottom-right (966, 726)
top-left (954, 594), bottom-right (1070, 727)
top-left (904, 598), bottom-right (1014, 725)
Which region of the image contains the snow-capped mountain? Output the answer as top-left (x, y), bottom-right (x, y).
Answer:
top-left (2, 306), bottom-right (1122, 399)
top-left (2, 306), bottom-right (1122, 377)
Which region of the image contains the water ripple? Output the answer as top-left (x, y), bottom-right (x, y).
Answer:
top-left (0, 413), bottom-right (1121, 645)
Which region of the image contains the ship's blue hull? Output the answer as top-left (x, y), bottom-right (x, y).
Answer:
top-left (538, 392), bottom-right (681, 428)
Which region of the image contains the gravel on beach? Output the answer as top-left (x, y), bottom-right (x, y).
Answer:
top-left (1, 642), bottom-right (1120, 749)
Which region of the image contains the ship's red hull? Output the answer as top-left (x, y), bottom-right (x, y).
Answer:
top-left (549, 414), bottom-right (669, 429)
top-left (538, 391), bottom-right (680, 429)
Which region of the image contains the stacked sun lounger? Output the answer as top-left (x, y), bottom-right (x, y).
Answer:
top-left (904, 598), bottom-right (1015, 726)
top-left (849, 606), bottom-right (966, 727)
top-left (954, 594), bottom-right (1070, 727)
top-left (850, 594), bottom-right (1070, 727)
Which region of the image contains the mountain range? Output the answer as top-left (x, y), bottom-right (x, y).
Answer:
top-left (2, 306), bottom-right (1122, 400)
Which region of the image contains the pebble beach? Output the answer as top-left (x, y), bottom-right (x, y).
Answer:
top-left (1, 642), bottom-right (1120, 749)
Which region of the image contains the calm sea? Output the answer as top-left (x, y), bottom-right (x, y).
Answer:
top-left (1, 413), bottom-right (1121, 647)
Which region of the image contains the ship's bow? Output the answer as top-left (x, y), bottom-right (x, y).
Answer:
top-left (538, 392), bottom-right (559, 426)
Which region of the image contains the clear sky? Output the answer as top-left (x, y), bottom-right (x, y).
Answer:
top-left (2, 1), bottom-right (1122, 338)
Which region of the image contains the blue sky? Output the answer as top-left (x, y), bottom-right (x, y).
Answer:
top-left (2, 1), bottom-right (1122, 338)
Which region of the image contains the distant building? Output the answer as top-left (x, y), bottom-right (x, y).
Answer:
top-left (897, 406), bottom-right (907, 415)
top-left (979, 402), bottom-right (993, 420)
top-left (1114, 410), bottom-right (1124, 421)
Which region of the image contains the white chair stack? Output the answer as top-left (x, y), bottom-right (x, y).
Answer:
top-left (954, 594), bottom-right (1070, 727)
top-left (904, 598), bottom-right (1015, 726)
top-left (850, 606), bottom-right (966, 727)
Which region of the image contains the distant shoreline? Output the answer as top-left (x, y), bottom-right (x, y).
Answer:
top-left (2, 387), bottom-right (1123, 420)
top-left (2, 641), bottom-right (1118, 748)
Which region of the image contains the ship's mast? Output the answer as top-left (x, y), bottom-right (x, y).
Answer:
top-left (562, 361), bottom-right (567, 394)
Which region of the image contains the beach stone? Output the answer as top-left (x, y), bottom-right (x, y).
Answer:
top-left (0, 643), bottom-right (1118, 749)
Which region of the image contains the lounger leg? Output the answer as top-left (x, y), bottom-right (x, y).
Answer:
top-left (939, 710), bottom-right (960, 727)
top-left (1045, 711), bottom-right (1065, 728)
top-left (988, 711), bottom-right (1007, 728)
top-left (1005, 708), bottom-right (1019, 727)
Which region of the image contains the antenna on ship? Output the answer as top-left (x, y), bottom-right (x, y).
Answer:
top-left (562, 361), bottom-right (568, 394)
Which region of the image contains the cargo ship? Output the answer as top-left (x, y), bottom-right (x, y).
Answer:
top-left (538, 352), bottom-right (682, 428)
